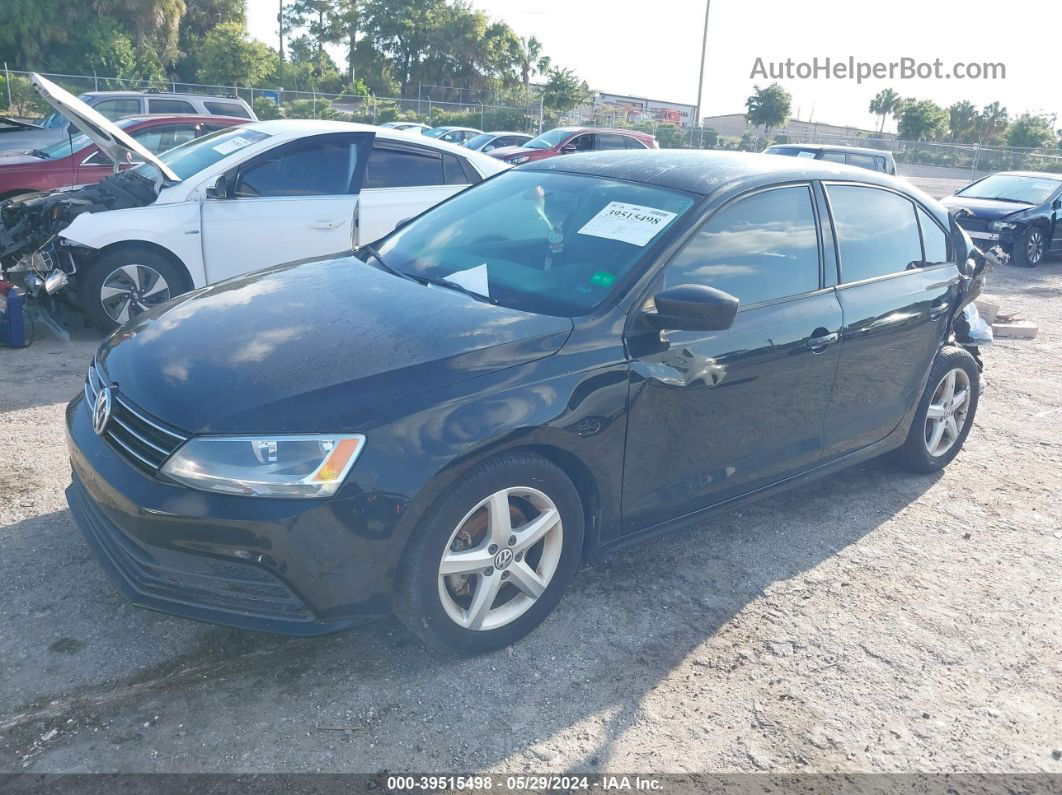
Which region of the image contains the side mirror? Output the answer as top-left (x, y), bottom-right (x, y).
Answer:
top-left (561, 144), bottom-right (578, 153)
top-left (1053, 198), bottom-right (1061, 210)
top-left (204, 174), bottom-right (230, 199)
top-left (643, 284), bottom-right (739, 332)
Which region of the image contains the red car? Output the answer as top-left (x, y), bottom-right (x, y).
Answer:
top-left (0, 114), bottom-right (248, 201)
top-left (488, 126), bottom-right (658, 165)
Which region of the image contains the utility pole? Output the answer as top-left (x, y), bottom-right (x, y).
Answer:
top-left (277, 0), bottom-right (285, 79)
top-left (693, 0), bottom-right (711, 132)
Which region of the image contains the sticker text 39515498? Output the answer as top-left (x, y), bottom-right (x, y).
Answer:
top-left (577, 202), bottom-right (679, 247)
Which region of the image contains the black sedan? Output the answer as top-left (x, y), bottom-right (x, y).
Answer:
top-left (941, 171), bottom-right (1062, 267)
top-left (66, 151), bottom-right (983, 654)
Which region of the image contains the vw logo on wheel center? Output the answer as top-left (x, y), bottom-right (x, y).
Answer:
top-left (92, 386), bottom-right (115, 436)
top-left (492, 547), bottom-right (514, 570)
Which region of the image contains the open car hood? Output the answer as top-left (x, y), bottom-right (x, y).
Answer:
top-left (30, 73), bottom-right (179, 182)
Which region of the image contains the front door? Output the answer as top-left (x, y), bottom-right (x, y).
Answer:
top-left (356, 141), bottom-right (474, 244)
top-left (201, 132), bottom-right (370, 284)
top-left (822, 184), bottom-right (960, 458)
top-left (622, 184), bottom-right (843, 532)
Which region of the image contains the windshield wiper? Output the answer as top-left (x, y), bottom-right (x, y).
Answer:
top-left (415, 275), bottom-right (498, 305)
top-left (29, 149), bottom-right (50, 159)
top-left (985, 197), bottom-right (1034, 204)
top-left (358, 244), bottom-right (417, 282)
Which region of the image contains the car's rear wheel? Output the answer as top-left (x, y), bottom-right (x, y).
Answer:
top-left (393, 452), bottom-right (584, 654)
top-left (78, 248), bottom-right (187, 332)
top-left (893, 346), bottom-right (980, 473)
top-left (1011, 226), bottom-right (1046, 268)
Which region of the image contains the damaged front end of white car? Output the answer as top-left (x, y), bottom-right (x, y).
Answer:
top-left (0, 74), bottom-right (175, 340)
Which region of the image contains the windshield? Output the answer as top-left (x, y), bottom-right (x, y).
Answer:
top-left (37, 117), bottom-right (140, 159)
top-left (464, 133), bottom-right (494, 150)
top-left (958, 174), bottom-right (1061, 205)
top-left (522, 128), bottom-right (574, 150)
top-left (133, 127), bottom-right (269, 182)
top-left (374, 170), bottom-right (695, 316)
top-left (39, 112), bottom-right (68, 129)
top-left (423, 127), bottom-right (448, 138)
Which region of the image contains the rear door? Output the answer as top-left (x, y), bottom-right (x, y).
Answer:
top-left (622, 183), bottom-right (843, 531)
top-left (822, 183), bottom-right (961, 458)
top-left (356, 140), bottom-right (476, 244)
top-left (201, 132), bottom-right (371, 283)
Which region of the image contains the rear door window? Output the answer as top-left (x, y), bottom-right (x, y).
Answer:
top-left (624, 136), bottom-right (648, 149)
top-left (820, 152), bottom-right (846, 164)
top-left (205, 102), bottom-right (252, 119)
top-left (597, 134), bottom-right (627, 150)
top-left (663, 185), bottom-right (822, 305)
top-left (917, 207), bottom-right (951, 265)
top-left (91, 98), bottom-right (142, 120)
top-left (827, 185), bottom-right (924, 281)
top-left (363, 145), bottom-right (444, 188)
top-left (148, 98), bottom-right (196, 114)
top-left (847, 153), bottom-right (883, 172)
top-left (442, 153), bottom-right (470, 185)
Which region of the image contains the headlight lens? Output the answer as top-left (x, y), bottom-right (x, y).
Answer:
top-left (161, 434), bottom-right (365, 498)
top-left (508, 155), bottom-right (530, 164)
top-left (990, 221), bottom-right (1018, 232)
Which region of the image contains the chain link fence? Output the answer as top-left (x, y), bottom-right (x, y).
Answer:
top-left (0, 67), bottom-right (545, 133)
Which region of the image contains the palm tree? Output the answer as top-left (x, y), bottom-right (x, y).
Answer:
top-left (869, 88), bottom-right (901, 133)
top-left (948, 100), bottom-right (978, 143)
top-left (976, 102), bottom-right (1009, 144)
top-left (516, 35), bottom-right (551, 99)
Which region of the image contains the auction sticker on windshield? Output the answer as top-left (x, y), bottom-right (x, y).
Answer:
top-left (577, 202), bottom-right (678, 246)
top-left (212, 135), bottom-right (256, 155)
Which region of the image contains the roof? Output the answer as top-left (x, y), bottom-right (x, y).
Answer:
top-left (522, 149), bottom-right (905, 197)
top-left (115, 114), bottom-right (249, 125)
top-left (484, 131), bottom-right (530, 136)
top-left (81, 90), bottom-right (249, 103)
top-left (767, 143), bottom-right (895, 158)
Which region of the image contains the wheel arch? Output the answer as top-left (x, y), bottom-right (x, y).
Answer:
top-left (89, 240), bottom-right (194, 292)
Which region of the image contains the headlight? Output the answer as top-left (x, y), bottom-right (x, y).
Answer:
top-left (508, 156), bottom-right (530, 164)
top-left (161, 434), bottom-right (365, 498)
top-left (990, 221), bottom-right (1018, 232)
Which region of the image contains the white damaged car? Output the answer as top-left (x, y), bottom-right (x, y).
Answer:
top-left (0, 74), bottom-right (507, 330)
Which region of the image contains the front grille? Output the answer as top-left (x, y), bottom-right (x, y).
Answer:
top-left (85, 360), bottom-right (188, 470)
top-left (70, 476), bottom-right (315, 624)
top-left (956, 216), bottom-right (990, 234)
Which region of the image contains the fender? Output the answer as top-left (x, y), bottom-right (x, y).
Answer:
top-left (60, 202), bottom-right (206, 287)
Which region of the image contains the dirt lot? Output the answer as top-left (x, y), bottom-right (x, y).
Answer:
top-left (1, 176), bottom-right (1060, 774)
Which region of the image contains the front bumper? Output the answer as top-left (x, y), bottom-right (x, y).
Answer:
top-left (65, 392), bottom-right (412, 635)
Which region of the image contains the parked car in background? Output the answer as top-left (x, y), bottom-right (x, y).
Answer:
top-left (380, 122), bottom-right (432, 133)
top-left (0, 115), bottom-right (247, 201)
top-left (762, 143), bottom-right (897, 176)
top-left (0, 89), bottom-right (255, 152)
top-left (0, 75), bottom-right (507, 331)
top-left (940, 171), bottom-right (1062, 267)
top-left (422, 126), bottom-right (484, 145)
top-left (488, 126), bottom-right (658, 164)
top-left (463, 131), bottom-right (532, 153)
top-left (65, 151), bottom-right (984, 654)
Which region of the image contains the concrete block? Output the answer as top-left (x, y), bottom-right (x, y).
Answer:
top-left (974, 297), bottom-right (1001, 326)
top-left (992, 321), bottom-right (1038, 339)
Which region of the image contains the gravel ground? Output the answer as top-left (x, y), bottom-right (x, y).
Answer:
top-left (1, 177), bottom-right (1059, 774)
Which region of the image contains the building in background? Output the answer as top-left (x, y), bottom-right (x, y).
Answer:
top-left (578, 91), bottom-right (697, 127)
top-left (699, 113), bottom-right (895, 141)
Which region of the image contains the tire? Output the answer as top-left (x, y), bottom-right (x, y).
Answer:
top-left (1010, 226), bottom-right (1047, 268)
top-left (78, 247), bottom-right (188, 332)
top-left (393, 452), bottom-right (584, 655)
top-left (892, 346), bottom-right (980, 474)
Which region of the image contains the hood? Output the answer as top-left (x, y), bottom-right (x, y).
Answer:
top-left (488, 145), bottom-right (536, 160)
top-left (0, 150), bottom-right (47, 168)
top-left (0, 127), bottom-right (59, 153)
top-left (940, 194), bottom-right (1027, 222)
top-left (96, 255), bottom-right (573, 434)
top-left (30, 74), bottom-right (179, 182)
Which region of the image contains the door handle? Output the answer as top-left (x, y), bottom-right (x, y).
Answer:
top-left (806, 330), bottom-right (839, 352)
top-left (929, 299), bottom-right (948, 320)
top-left (308, 220), bottom-right (342, 230)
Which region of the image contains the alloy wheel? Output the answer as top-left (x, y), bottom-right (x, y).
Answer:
top-left (100, 264), bottom-right (171, 324)
top-left (924, 367), bottom-right (972, 457)
top-left (1026, 230), bottom-right (1045, 264)
top-left (438, 487), bottom-right (563, 631)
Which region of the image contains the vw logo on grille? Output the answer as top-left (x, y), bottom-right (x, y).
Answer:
top-left (493, 547), bottom-right (514, 570)
top-left (92, 386), bottom-right (115, 436)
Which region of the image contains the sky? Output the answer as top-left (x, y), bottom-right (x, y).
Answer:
top-left (247, 0), bottom-right (1062, 133)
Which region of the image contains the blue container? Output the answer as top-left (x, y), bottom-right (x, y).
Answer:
top-left (0, 284), bottom-right (28, 348)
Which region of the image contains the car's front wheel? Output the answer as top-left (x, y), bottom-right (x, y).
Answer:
top-left (1011, 226), bottom-right (1047, 268)
top-left (893, 346), bottom-right (980, 473)
top-left (78, 247), bottom-right (187, 332)
top-left (393, 452), bottom-right (584, 654)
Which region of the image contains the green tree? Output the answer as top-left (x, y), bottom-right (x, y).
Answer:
top-left (0, 0), bottom-right (79, 69)
top-left (541, 67), bottom-right (591, 113)
top-left (948, 100), bottom-right (978, 143)
top-left (360, 0), bottom-right (440, 96)
top-left (745, 83), bottom-right (791, 137)
top-left (196, 21), bottom-right (278, 86)
top-left (515, 35), bottom-right (550, 98)
top-left (176, 0), bottom-right (246, 82)
top-left (897, 99), bottom-right (948, 141)
top-left (868, 88), bottom-right (901, 133)
top-left (1005, 113), bottom-right (1056, 149)
top-left (976, 102), bottom-right (1009, 144)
